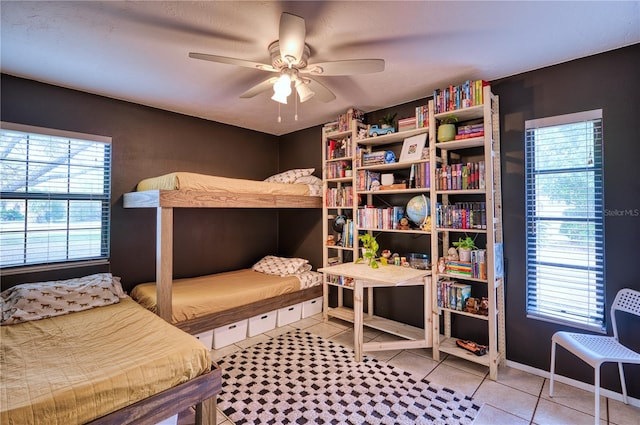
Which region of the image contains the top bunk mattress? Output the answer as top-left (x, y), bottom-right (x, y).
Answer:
top-left (1, 297), bottom-right (211, 424)
top-left (131, 268), bottom-right (321, 324)
top-left (136, 172), bottom-right (319, 196)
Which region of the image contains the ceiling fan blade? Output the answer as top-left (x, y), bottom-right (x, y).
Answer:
top-left (239, 76), bottom-right (279, 98)
top-left (189, 52), bottom-right (277, 72)
top-left (302, 59), bottom-right (385, 76)
top-left (279, 13), bottom-right (306, 65)
top-left (307, 78), bottom-right (336, 102)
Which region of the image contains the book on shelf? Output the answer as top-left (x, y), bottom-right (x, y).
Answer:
top-left (437, 279), bottom-right (472, 311)
top-left (357, 205), bottom-right (406, 230)
top-left (416, 105), bottom-right (429, 128)
top-left (356, 170), bottom-right (381, 191)
top-left (435, 161), bottom-right (485, 191)
top-left (325, 160), bottom-right (352, 179)
top-left (324, 186), bottom-right (353, 208)
top-left (435, 202), bottom-right (486, 229)
top-left (362, 151), bottom-right (386, 166)
top-left (413, 161), bottom-right (430, 189)
top-left (433, 80), bottom-right (489, 114)
top-left (445, 250), bottom-right (487, 279)
top-left (398, 117), bottom-right (417, 132)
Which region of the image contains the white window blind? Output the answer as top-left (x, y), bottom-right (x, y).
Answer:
top-left (525, 110), bottom-right (605, 332)
top-left (0, 122), bottom-right (112, 270)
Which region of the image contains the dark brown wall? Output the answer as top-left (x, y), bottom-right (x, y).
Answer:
top-left (492, 44), bottom-right (640, 396)
top-left (0, 74), bottom-right (281, 291)
top-left (278, 126), bottom-right (323, 268)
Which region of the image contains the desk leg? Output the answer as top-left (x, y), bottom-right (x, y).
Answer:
top-left (354, 280), bottom-right (364, 362)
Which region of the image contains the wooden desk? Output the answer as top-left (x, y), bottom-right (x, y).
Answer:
top-left (318, 262), bottom-right (432, 361)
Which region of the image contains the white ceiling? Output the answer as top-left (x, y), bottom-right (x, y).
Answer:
top-left (1, 1), bottom-right (638, 136)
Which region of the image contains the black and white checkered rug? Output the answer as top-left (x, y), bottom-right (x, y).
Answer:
top-left (217, 331), bottom-right (481, 424)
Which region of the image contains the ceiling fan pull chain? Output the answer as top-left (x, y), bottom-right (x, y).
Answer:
top-left (277, 103), bottom-right (282, 123)
top-left (295, 91), bottom-right (299, 121)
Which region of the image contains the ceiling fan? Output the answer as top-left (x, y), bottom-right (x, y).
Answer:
top-left (189, 12), bottom-right (385, 105)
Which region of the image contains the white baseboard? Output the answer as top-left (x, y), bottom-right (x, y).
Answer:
top-left (504, 360), bottom-right (640, 408)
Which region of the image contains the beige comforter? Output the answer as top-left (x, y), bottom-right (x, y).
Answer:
top-left (0, 297), bottom-right (210, 425)
top-left (131, 269), bottom-right (316, 324)
top-left (136, 172), bottom-right (315, 196)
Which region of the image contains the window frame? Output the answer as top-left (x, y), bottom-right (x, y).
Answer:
top-left (0, 122), bottom-right (112, 274)
top-left (524, 109), bottom-right (605, 333)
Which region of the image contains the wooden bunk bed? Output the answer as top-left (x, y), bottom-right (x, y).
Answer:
top-left (123, 172), bottom-right (323, 331)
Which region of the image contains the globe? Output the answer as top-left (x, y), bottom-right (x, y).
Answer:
top-left (406, 195), bottom-right (430, 226)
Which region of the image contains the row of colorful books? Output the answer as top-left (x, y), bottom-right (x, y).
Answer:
top-left (362, 151), bottom-right (386, 166)
top-left (454, 123), bottom-right (485, 140)
top-left (433, 80), bottom-right (489, 114)
top-left (446, 250), bottom-right (487, 279)
top-left (339, 218), bottom-right (355, 248)
top-left (435, 161), bottom-right (485, 191)
top-left (325, 160), bottom-right (351, 179)
top-left (416, 105), bottom-right (429, 128)
top-left (436, 279), bottom-right (472, 311)
top-left (435, 202), bottom-right (487, 230)
top-left (325, 187), bottom-right (353, 208)
top-left (410, 162), bottom-right (430, 189)
top-left (356, 206), bottom-right (405, 230)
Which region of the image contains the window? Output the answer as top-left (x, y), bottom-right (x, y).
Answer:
top-left (525, 110), bottom-right (605, 332)
top-left (0, 122), bottom-right (112, 271)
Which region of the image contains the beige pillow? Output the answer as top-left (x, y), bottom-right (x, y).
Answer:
top-left (1, 273), bottom-right (126, 325)
top-left (264, 168), bottom-right (314, 184)
top-left (252, 256), bottom-right (309, 276)
top-left (294, 175), bottom-right (322, 186)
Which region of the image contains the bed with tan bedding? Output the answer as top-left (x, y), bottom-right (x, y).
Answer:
top-left (0, 274), bottom-right (221, 425)
top-left (123, 169), bottom-right (323, 209)
top-left (122, 170), bottom-right (323, 325)
top-left (131, 258), bottom-right (323, 335)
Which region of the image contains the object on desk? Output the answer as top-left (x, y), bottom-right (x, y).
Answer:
top-left (407, 253), bottom-right (429, 270)
top-left (456, 339), bottom-right (487, 356)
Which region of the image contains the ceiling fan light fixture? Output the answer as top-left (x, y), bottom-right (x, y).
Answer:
top-left (271, 73), bottom-right (292, 104)
top-left (295, 79), bottom-right (315, 103)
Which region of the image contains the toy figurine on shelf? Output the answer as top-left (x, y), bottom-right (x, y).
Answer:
top-left (464, 297), bottom-right (480, 314)
top-left (380, 249), bottom-right (392, 265)
top-left (397, 217), bottom-right (410, 230)
top-left (326, 235), bottom-right (335, 246)
top-left (422, 216), bottom-right (431, 231)
top-left (446, 247), bottom-right (459, 261)
top-left (438, 257), bottom-right (446, 273)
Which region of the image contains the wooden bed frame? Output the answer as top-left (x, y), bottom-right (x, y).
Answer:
top-left (123, 189), bottom-right (322, 325)
top-left (89, 363), bottom-right (222, 425)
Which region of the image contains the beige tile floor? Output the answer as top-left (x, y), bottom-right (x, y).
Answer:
top-left (207, 314), bottom-right (640, 425)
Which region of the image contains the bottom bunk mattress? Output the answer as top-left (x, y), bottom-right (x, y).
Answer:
top-left (131, 268), bottom-right (322, 324)
top-left (0, 296), bottom-right (211, 424)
